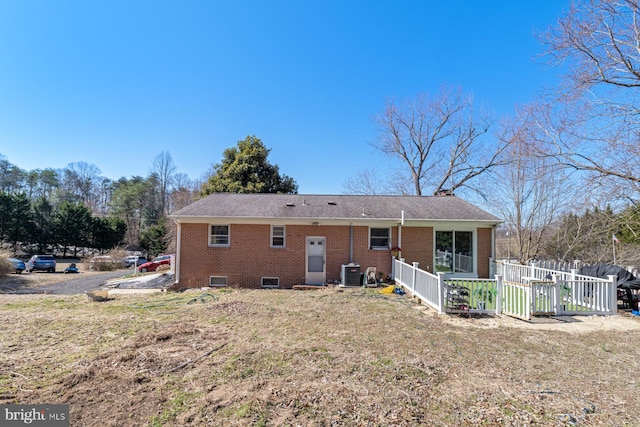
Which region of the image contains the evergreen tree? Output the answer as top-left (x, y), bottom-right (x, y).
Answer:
top-left (0, 192), bottom-right (33, 249)
top-left (54, 201), bottom-right (92, 257)
top-left (140, 220), bottom-right (167, 257)
top-left (31, 196), bottom-right (55, 253)
top-left (200, 135), bottom-right (298, 196)
top-left (91, 216), bottom-right (126, 251)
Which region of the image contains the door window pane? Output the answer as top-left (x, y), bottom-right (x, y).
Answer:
top-left (436, 231), bottom-right (453, 272)
top-left (436, 231), bottom-right (474, 273)
top-left (455, 231), bottom-right (473, 273)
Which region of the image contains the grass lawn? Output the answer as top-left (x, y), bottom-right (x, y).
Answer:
top-left (1, 287), bottom-right (640, 426)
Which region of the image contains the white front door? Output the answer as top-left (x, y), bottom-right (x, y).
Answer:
top-left (305, 237), bottom-right (326, 285)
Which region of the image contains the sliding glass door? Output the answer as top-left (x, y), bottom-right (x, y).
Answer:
top-left (435, 231), bottom-right (474, 274)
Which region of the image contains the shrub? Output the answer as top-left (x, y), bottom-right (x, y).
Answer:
top-left (0, 257), bottom-right (12, 277)
top-left (87, 255), bottom-right (120, 271)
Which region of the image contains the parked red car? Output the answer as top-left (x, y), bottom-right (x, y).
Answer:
top-left (137, 254), bottom-right (173, 273)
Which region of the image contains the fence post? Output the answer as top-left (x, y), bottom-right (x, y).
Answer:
top-left (525, 280), bottom-right (531, 320)
top-left (570, 268), bottom-right (578, 281)
top-left (391, 256), bottom-right (396, 281)
top-left (412, 262), bottom-right (419, 295)
top-left (530, 260), bottom-right (537, 279)
top-left (552, 274), bottom-right (561, 315)
top-left (398, 258), bottom-right (405, 286)
top-left (495, 274), bottom-right (503, 315)
top-left (437, 272), bottom-right (446, 314)
top-left (607, 275), bottom-right (618, 315)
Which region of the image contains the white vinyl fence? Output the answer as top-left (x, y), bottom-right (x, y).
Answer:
top-left (392, 258), bottom-right (618, 320)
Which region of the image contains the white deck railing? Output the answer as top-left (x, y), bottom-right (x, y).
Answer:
top-left (392, 258), bottom-right (618, 319)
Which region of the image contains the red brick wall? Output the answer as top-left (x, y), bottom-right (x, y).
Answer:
top-left (398, 227), bottom-right (434, 273)
top-left (177, 223), bottom-right (397, 288)
top-left (176, 223), bottom-right (494, 288)
top-left (477, 227), bottom-right (493, 278)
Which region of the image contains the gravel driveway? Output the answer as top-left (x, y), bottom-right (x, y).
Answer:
top-left (39, 270), bottom-right (132, 294)
top-left (0, 270), bottom-right (132, 295)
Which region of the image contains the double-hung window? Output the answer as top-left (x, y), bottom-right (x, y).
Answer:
top-left (209, 225), bottom-right (230, 246)
top-left (271, 225), bottom-right (285, 248)
top-left (370, 227), bottom-right (390, 250)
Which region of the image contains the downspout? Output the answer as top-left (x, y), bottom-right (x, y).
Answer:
top-left (398, 210), bottom-right (404, 257)
top-left (175, 221), bottom-right (181, 285)
top-left (490, 223), bottom-right (496, 277)
top-left (349, 224), bottom-right (354, 263)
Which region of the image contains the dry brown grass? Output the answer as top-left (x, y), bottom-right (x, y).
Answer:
top-left (1, 288), bottom-right (639, 426)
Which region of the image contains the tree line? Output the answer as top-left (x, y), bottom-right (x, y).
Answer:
top-left (0, 137), bottom-right (297, 258)
top-left (0, 151), bottom-right (200, 257)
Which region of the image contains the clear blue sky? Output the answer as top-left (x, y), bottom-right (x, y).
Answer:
top-left (0, 0), bottom-right (569, 194)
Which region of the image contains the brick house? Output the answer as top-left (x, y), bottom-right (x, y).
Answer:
top-left (169, 193), bottom-right (502, 289)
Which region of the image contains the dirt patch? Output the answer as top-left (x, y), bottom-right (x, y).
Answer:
top-left (1, 288), bottom-right (639, 426)
top-left (411, 301), bottom-right (640, 332)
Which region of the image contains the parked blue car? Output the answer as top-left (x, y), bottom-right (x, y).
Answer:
top-left (8, 258), bottom-right (25, 274)
top-left (26, 254), bottom-right (56, 273)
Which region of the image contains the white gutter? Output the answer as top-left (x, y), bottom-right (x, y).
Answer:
top-left (398, 210), bottom-right (404, 258)
top-left (175, 221), bottom-right (181, 285)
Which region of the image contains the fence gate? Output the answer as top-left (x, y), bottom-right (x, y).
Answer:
top-left (529, 281), bottom-right (556, 316)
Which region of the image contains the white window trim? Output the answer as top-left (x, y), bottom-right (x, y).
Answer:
top-left (369, 226), bottom-right (391, 250)
top-left (270, 225), bottom-right (286, 248)
top-left (209, 224), bottom-right (230, 247)
top-left (433, 228), bottom-right (478, 278)
top-left (209, 276), bottom-right (228, 287)
top-left (261, 277), bottom-right (280, 288)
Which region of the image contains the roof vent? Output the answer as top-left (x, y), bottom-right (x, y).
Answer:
top-left (286, 202), bottom-right (295, 207)
top-left (328, 201), bottom-right (337, 206)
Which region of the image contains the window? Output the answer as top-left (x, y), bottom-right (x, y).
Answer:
top-left (209, 225), bottom-right (229, 246)
top-left (435, 231), bottom-right (474, 273)
top-left (370, 227), bottom-right (390, 249)
top-left (271, 225), bottom-right (285, 248)
top-left (209, 276), bottom-right (227, 287)
top-left (261, 277), bottom-right (279, 288)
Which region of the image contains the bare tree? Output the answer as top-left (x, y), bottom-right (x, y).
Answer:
top-left (539, 0), bottom-right (640, 193)
top-left (373, 87), bottom-right (508, 196)
top-left (60, 162), bottom-right (103, 212)
top-left (150, 151), bottom-right (176, 215)
top-left (545, 207), bottom-right (619, 263)
top-left (342, 169), bottom-right (397, 195)
top-left (170, 173), bottom-right (200, 212)
top-left (490, 106), bottom-right (565, 263)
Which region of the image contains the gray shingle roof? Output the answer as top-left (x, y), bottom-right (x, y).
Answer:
top-left (170, 193), bottom-right (502, 223)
